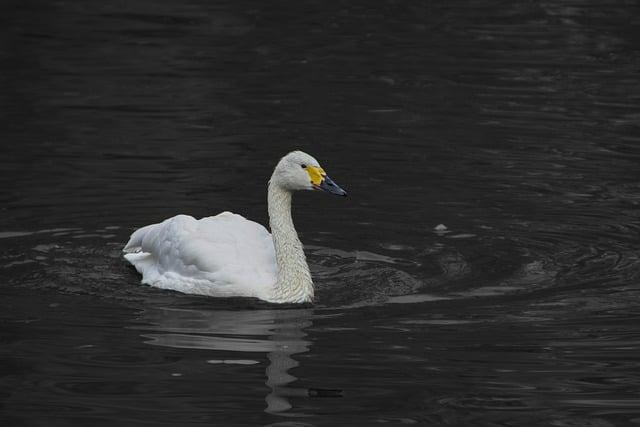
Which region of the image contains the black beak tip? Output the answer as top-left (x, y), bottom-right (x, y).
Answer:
top-left (318, 176), bottom-right (347, 197)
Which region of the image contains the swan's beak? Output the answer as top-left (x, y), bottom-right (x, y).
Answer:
top-left (307, 166), bottom-right (347, 197)
top-left (317, 175), bottom-right (347, 196)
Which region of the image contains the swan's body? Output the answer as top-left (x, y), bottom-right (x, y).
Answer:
top-left (123, 212), bottom-right (279, 300)
top-left (123, 151), bottom-right (346, 304)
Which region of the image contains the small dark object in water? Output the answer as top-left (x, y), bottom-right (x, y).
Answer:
top-left (308, 388), bottom-right (344, 398)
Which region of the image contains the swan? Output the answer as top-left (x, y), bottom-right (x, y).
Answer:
top-left (123, 150), bottom-right (346, 304)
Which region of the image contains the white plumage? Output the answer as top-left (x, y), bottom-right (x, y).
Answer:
top-left (123, 212), bottom-right (278, 300)
top-left (123, 151), bottom-right (346, 304)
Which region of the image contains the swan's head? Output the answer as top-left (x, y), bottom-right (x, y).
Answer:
top-left (271, 151), bottom-right (347, 196)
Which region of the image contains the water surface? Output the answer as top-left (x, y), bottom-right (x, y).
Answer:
top-left (1, 0), bottom-right (640, 425)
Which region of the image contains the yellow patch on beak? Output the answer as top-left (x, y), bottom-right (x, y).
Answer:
top-left (306, 166), bottom-right (326, 186)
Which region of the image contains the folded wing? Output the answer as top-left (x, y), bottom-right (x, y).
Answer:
top-left (123, 212), bottom-right (277, 299)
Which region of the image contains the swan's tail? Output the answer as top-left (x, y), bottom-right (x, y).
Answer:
top-left (123, 224), bottom-right (160, 282)
top-left (123, 223), bottom-right (157, 253)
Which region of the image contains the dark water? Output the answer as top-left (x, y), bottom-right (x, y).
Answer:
top-left (2, 0), bottom-right (640, 425)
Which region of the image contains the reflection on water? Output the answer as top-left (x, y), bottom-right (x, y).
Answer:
top-left (137, 307), bottom-right (314, 414)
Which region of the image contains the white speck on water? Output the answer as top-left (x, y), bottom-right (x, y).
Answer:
top-left (433, 224), bottom-right (450, 235)
top-left (171, 373), bottom-right (182, 377)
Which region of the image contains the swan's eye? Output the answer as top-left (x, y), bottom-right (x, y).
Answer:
top-left (301, 163), bottom-right (307, 169)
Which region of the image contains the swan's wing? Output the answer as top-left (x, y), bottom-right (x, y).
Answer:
top-left (123, 212), bottom-right (277, 298)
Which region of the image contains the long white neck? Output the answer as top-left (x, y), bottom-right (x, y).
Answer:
top-left (267, 181), bottom-right (314, 303)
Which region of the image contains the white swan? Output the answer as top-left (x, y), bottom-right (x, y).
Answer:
top-left (123, 151), bottom-right (346, 304)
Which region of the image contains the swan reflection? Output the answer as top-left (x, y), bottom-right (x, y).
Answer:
top-left (137, 306), bottom-right (313, 414)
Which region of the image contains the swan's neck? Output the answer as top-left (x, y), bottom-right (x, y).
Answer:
top-left (267, 182), bottom-right (314, 303)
